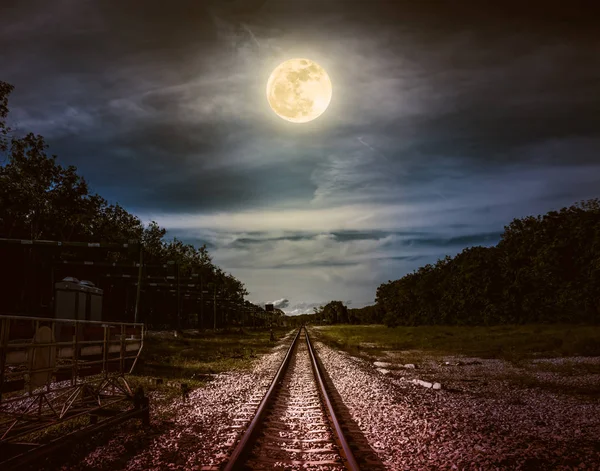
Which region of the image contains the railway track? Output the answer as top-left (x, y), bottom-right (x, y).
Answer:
top-left (223, 327), bottom-right (382, 471)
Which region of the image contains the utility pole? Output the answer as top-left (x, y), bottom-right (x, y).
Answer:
top-left (199, 277), bottom-right (203, 330)
top-left (265, 304), bottom-right (274, 329)
top-left (176, 262), bottom-right (181, 330)
top-left (213, 285), bottom-right (217, 330)
top-left (134, 246), bottom-right (143, 324)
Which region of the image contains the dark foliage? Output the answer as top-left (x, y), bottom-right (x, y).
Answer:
top-left (322, 300), bottom-right (348, 324)
top-left (306, 301), bottom-right (352, 325)
top-left (348, 304), bottom-right (385, 324)
top-left (0, 81), bottom-right (263, 328)
top-left (287, 312), bottom-right (317, 327)
top-left (376, 200), bottom-right (600, 325)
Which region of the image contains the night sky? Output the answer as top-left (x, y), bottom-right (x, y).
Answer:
top-left (2, 1), bottom-right (599, 313)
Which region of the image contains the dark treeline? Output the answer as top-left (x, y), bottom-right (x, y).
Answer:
top-left (376, 200), bottom-right (600, 326)
top-left (292, 301), bottom-right (382, 326)
top-left (0, 81), bottom-right (270, 329)
top-left (311, 200), bottom-right (600, 327)
top-left (348, 304), bottom-right (385, 324)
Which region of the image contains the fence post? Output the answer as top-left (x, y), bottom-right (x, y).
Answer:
top-left (0, 318), bottom-right (9, 402)
top-left (120, 324), bottom-right (125, 374)
top-left (176, 262), bottom-right (181, 330)
top-left (73, 321), bottom-right (80, 386)
top-left (102, 324), bottom-right (108, 374)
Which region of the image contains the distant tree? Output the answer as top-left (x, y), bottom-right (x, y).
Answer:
top-left (288, 312), bottom-right (317, 327)
top-left (321, 301), bottom-right (349, 324)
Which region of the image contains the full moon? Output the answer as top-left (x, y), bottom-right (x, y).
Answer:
top-left (266, 58), bottom-right (332, 124)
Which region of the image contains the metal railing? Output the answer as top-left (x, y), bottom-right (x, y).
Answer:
top-left (0, 315), bottom-right (144, 446)
top-left (0, 315), bottom-right (143, 400)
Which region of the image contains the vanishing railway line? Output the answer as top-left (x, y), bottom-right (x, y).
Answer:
top-left (223, 327), bottom-right (381, 471)
top-left (0, 320), bottom-right (381, 470)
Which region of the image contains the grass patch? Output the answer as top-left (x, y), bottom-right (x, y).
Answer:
top-left (138, 327), bottom-right (289, 377)
top-left (131, 327), bottom-right (291, 406)
top-left (497, 372), bottom-right (600, 397)
top-left (311, 324), bottom-right (600, 362)
top-left (527, 361), bottom-right (600, 376)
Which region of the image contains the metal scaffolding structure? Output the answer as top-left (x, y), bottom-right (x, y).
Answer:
top-left (0, 314), bottom-right (147, 469)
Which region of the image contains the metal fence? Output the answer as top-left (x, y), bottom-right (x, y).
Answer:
top-left (0, 315), bottom-right (144, 447)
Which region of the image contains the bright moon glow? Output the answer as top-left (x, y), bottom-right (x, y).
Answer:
top-left (266, 58), bottom-right (332, 123)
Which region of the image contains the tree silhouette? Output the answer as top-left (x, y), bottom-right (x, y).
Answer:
top-left (0, 81), bottom-right (251, 328)
top-left (374, 199), bottom-right (600, 326)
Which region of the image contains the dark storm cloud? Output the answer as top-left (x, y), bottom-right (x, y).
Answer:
top-left (221, 230), bottom-right (500, 249)
top-left (3, 0), bottom-right (599, 212)
top-left (267, 260), bottom-right (360, 269)
top-left (334, 36), bottom-right (600, 168)
top-left (388, 255), bottom-right (428, 262)
top-left (271, 298), bottom-right (289, 309)
top-left (3, 5), bottom-right (596, 164)
top-left (231, 233), bottom-right (316, 246)
top-left (332, 231), bottom-right (394, 242)
top-left (409, 232), bottom-right (503, 248)
top-left (2, 0), bottom-right (307, 210)
top-left (325, 6), bottom-right (600, 177)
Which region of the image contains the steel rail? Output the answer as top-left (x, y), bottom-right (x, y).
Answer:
top-left (305, 328), bottom-right (361, 471)
top-left (223, 327), bottom-right (302, 471)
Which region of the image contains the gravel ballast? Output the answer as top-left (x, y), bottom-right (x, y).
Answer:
top-left (314, 341), bottom-right (600, 470)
